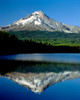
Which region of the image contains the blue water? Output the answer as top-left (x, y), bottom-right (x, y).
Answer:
top-left (0, 53), bottom-right (80, 63)
top-left (0, 77), bottom-right (80, 100)
top-left (1, 53), bottom-right (80, 100)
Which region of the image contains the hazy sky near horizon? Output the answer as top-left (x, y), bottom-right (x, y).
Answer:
top-left (0, 0), bottom-right (80, 26)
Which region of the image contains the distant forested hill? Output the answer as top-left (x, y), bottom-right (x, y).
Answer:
top-left (0, 31), bottom-right (80, 55)
top-left (11, 31), bottom-right (80, 47)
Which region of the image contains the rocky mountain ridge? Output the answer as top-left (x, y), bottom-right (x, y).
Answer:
top-left (1, 11), bottom-right (80, 33)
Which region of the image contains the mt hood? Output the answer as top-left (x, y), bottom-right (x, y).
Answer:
top-left (1, 11), bottom-right (80, 33)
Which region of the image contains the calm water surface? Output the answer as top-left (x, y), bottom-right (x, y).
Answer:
top-left (0, 53), bottom-right (80, 63)
top-left (0, 77), bottom-right (80, 100)
top-left (0, 53), bottom-right (80, 100)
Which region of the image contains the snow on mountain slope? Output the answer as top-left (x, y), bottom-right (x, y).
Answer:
top-left (1, 11), bottom-right (80, 33)
top-left (6, 71), bottom-right (80, 93)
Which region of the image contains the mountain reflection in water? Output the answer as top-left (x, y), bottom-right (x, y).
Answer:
top-left (1, 60), bottom-right (80, 93)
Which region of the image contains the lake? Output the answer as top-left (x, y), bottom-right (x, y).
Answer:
top-left (0, 53), bottom-right (80, 100)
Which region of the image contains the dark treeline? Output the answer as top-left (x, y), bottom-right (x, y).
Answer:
top-left (1, 60), bottom-right (80, 75)
top-left (0, 31), bottom-right (80, 55)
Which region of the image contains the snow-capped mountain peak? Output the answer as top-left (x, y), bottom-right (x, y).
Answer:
top-left (1, 11), bottom-right (80, 33)
top-left (32, 11), bottom-right (44, 16)
top-left (13, 11), bottom-right (44, 26)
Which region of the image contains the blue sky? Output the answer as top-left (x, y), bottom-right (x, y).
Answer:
top-left (0, 0), bottom-right (80, 26)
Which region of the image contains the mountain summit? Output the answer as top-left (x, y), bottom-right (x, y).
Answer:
top-left (1, 11), bottom-right (80, 33)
